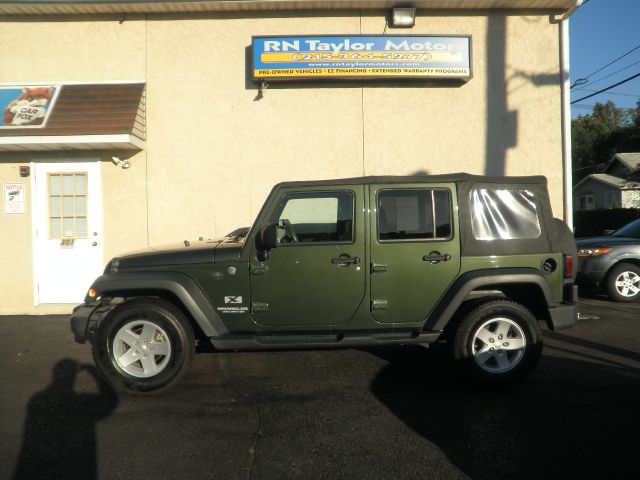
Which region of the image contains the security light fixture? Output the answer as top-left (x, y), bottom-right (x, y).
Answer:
top-left (390, 8), bottom-right (416, 28)
top-left (111, 156), bottom-right (130, 169)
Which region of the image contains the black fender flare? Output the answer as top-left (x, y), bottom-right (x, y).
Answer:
top-left (425, 268), bottom-right (555, 331)
top-left (89, 272), bottom-right (228, 337)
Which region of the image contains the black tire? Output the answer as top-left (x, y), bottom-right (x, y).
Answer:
top-left (452, 299), bottom-right (542, 385)
top-left (605, 263), bottom-right (640, 303)
top-left (92, 298), bottom-right (195, 394)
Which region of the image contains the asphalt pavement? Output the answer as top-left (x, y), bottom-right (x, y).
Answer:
top-left (1, 295), bottom-right (639, 480)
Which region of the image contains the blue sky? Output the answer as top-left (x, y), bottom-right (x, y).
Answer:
top-left (570, 0), bottom-right (640, 117)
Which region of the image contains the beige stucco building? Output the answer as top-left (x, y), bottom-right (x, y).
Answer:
top-left (0, 0), bottom-right (581, 314)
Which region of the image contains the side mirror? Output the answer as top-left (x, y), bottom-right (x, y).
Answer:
top-left (260, 223), bottom-right (279, 251)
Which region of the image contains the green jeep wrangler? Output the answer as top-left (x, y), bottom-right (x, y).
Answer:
top-left (71, 174), bottom-right (578, 393)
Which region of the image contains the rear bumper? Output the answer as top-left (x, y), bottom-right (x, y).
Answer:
top-left (70, 301), bottom-right (114, 344)
top-left (548, 285), bottom-right (579, 331)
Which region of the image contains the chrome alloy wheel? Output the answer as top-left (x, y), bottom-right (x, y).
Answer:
top-left (614, 270), bottom-right (640, 298)
top-left (112, 320), bottom-right (172, 378)
top-left (471, 317), bottom-right (527, 374)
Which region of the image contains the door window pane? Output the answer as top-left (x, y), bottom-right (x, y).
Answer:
top-left (62, 175), bottom-right (74, 195)
top-left (48, 173), bottom-right (88, 238)
top-left (63, 218), bottom-right (75, 237)
top-left (62, 196), bottom-right (74, 216)
top-left (50, 196), bottom-right (61, 216)
top-left (50, 175), bottom-right (61, 195)
top-left (75, 175), bottom-right (87, 195)
top-left (378, 189), bottom-right (451, 241)
top-left (271, 191), bottom-right (354, 243)
top-left (75, 196), bottom-right (87, 216)
top-left (75, 217), bottom-right (88, 237)
top-left (50, 218), bottom-right (62, 237)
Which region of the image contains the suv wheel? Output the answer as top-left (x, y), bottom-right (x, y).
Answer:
top-left (93, 298), bottom-right (195, 394)
top-left (452, 299), bottom-right (542, 384)
top-left (605, 263), bottom-right (640, 302)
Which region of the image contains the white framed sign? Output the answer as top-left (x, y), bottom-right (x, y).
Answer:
top-left (4, 182), bottom-right (25, 214)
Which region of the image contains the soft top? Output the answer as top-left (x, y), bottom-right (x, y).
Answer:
top-left (276, 173), bottom-right (547, 188)
top-left (268, 172), bottom-right (557, 257)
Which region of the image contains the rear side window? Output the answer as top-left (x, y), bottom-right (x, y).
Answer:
top-left (378, 189), bottom-right (452, 241)
top-left (470, 188), bottom-right (541, 240)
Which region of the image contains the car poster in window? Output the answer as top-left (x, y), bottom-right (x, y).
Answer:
top-left (252, 35), bottom-right (471, 81)
top-left (0, 85), bottom-right (61, 128)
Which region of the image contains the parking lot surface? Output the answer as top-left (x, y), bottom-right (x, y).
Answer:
top-left (1, 296), bottom-right (639, 480)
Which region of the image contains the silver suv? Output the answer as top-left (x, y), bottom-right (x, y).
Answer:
top-left (577, 219), bottom-right (640, 302)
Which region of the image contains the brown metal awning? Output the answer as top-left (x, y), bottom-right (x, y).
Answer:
top-left (0, 83), bottom-right (145, 152)
top-left (0, 0), bottom-right (583, 15)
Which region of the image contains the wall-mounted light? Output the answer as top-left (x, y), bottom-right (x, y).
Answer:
top-left (111, 156), bottom-right (130, 169)
top-left (390, 8), bottom-right (416, 28)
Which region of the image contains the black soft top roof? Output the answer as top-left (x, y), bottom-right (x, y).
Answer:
top-left (275, 172), bottom-right (556, 257)
top-left (276, 173), bottom-right (547, 188)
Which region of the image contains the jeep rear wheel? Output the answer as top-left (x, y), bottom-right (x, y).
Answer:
top-left (452, 300), bottom-right (542, 384)
top-left (93, 298), bottom-right (194, 394)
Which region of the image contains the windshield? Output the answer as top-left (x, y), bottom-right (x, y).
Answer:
top-left (613, 219), bottom-right (640, 238)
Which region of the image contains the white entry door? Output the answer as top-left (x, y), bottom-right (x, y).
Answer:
top-left (34, 161), bottom-right (103, 304)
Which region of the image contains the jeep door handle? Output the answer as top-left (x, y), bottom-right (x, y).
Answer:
top-left (331, 255), bottom-right (361, 267)
top-left (423, 252), bottom-right (451, 263)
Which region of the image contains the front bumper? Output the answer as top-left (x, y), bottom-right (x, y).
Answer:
top-left (548, 285), bottom-right (579, 331)
top-left (577, 256), bottom-right (613, 287)
top-left (70, 301), bottom-right (114, 343)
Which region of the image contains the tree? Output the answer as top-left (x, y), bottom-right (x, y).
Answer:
top-left (628, 100), bottom-right (640, 128)
top-left (572, 100), bottom-right (640, 183)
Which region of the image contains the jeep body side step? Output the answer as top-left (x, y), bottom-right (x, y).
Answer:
top-left (210, 330), bottom-right (441, 351)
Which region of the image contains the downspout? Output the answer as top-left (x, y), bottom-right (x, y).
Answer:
top-left (559, 0), bottom-right (583, 230)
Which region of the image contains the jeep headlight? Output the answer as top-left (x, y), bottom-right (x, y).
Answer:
top-left (577, 247), bottom-right (613, 257)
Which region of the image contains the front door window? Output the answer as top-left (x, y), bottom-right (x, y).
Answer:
top-left (271, 191), bottom-right (354, 244)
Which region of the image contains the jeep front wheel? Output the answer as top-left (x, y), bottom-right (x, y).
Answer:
top-left (93, 298), bottom-right (195, 394)
top-left (452, 300), bottom-right (542, 384)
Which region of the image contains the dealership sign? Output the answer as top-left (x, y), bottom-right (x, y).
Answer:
top-left (0, 85), bottom-right (61, 128)
top-left (252, 35), bottom-right (471, 81)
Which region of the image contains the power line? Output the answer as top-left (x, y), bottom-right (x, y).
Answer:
top-left (573, 103), bottom-right (636, 111)
top-left (577, 89), bottom-right (640, 98)
top-left (571, 43), bottom-right (640, 88)
top-left (572, 162), bottom-right (608, 173)
top-left (571, 72), bottom-right (640, 104)
top-left (573, 58), bottom-right (640, 91)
